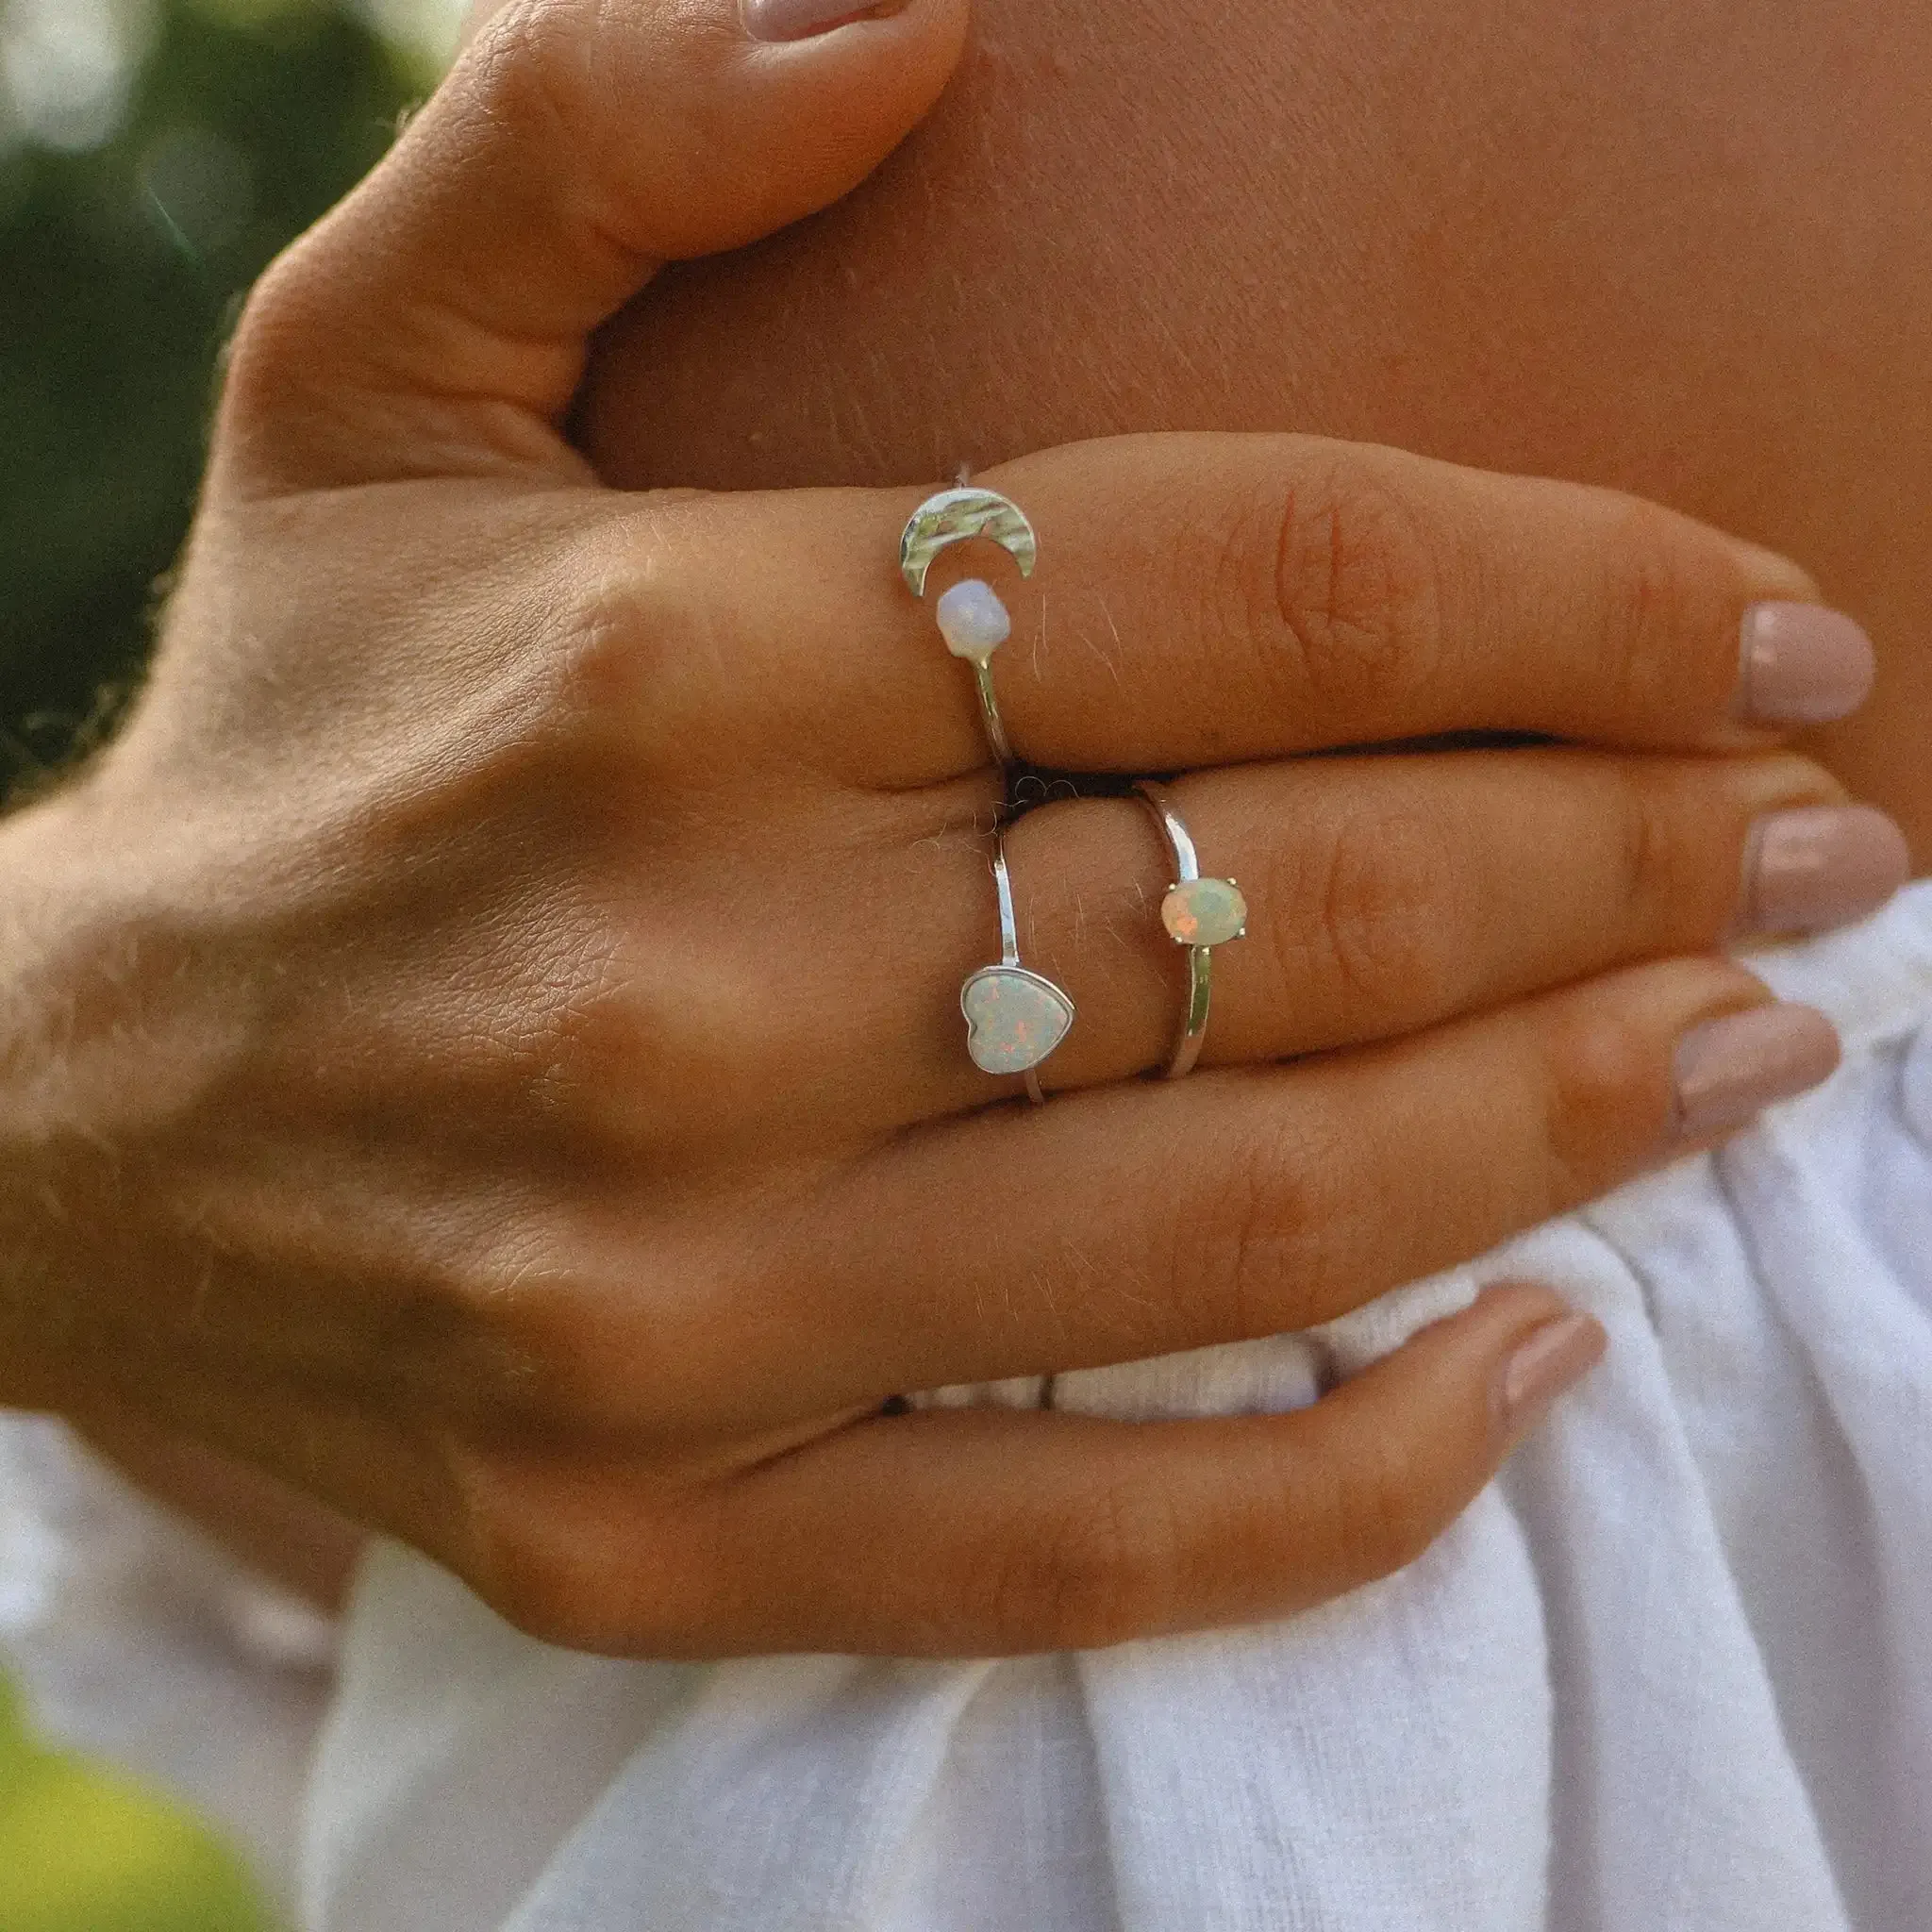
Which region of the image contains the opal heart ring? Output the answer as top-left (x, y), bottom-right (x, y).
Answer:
top-left (1136, 780), bottom-right (1248, 1078)
top-left (960, 834), bottom-right (1074, 1104)
top-left (901, 487), bottom-right (1038, 770)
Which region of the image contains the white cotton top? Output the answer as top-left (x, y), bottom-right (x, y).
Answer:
top-left (6, 877), bottom-right (1931, 1931)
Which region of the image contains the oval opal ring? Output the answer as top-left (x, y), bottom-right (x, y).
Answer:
top-left (1135, 781), bottom-right (1249, 1078)
top-left (959, 833), bottom-right (1074, 1105)
top-left (901, 487), bottom-right (1039, 769)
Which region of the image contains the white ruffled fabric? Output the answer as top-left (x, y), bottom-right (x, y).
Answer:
top-left (294, 877), bottom-right (1932, 1932)
top-left (0, 1416), bottom-right (337, 1899)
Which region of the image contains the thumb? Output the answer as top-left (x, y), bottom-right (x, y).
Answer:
top-left (216, 0), bottom-right (971, 494)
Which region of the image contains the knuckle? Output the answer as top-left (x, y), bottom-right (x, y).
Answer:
top-left (1594, 498), bottom-right (1727, 721)
top-left (327, 906), bottom-right (683, 1162)
top-left (1180, 1115), bottom-right (1333, 1341)
top-left (469, 0), bottom-right (606, 171)
top-left (412, 908), bottom-right (660, 1133)
top-left (451, 1443), bottom-right (709, 1656)
top-left (1536, 997), bottom-right (1674, 1208)
top-left (536, 508), bottom-right (742, 769)
top-left (221, 242), bottom-right (332, 430)
top-left (434, 873), bottom-right (758, 1163)
top-left (490, 1552), bottom-right (624, 1652)
top-left (524, 926), bottom-right (772, 1153)
top-left (457, 1231), bottom-right (709, 1436)
top-left (1220, 447), bottom-right (1444, 718)
top-left (538, 545), bottom-right (683, 756)
top-left (471, 1496), bottom-right (669, 1655)
top-left (366, 1238), bottom-right (581, 1423)
top-left (987, 1482), bottom-right (1181, 1650)
top-left (458, 1471), bottom-right (582, 1643)
top-left (1603, 764), bottom-right (1714, 946)
top-left (361, 1262), bottom-right (518, 1411)
top-left (462, 1259), bottom-right (625, 1423)
top-left (1285, 799), bottom-right (1472, 1027)
top-left (1341, 1430), bottom-right (1449, 1581)
top-left (532, 932), bottom-right (674, 1120)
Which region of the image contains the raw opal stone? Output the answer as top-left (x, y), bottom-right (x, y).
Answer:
top-left (935, 578), bottom-right (1011, 661)
top-left (960, 965), bottom-right (1074, 1074)
top-left (1162, 877), bottom-right (1247, 947)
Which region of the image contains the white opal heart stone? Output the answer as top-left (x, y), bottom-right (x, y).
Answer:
top-left (960, 965), bottom-right (1074, 1075)
top-left (1161, 877), bottom-right (1247, 947)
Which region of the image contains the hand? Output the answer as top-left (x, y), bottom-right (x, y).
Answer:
top-left (0, 0), bottom-right (1891, 1656)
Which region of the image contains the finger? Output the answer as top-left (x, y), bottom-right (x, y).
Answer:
top-left (771, 746), bottom-right (1884, 1127)
top-left (450, 956), bottom-right (1832, 1439)
top-left (646, 435), bottom-right (1873, 782)
top-left (986, 751), bottom-right (1898, 1095)
top-left (725, 961), bottom-right (1829, 1424)
top-left (449, 1284), bottom-right (1603, 1657)
top-left (215, 0), bottom-right (970, 493)
top-left (641, 746), bottom-right (1893, 1140)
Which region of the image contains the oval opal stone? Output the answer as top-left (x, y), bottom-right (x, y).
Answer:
top-left (1162, 877), bottom-right (1247, 947)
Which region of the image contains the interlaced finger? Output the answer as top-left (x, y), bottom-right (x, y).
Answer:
top-left (717, 958), bottom-right (1828, 1416)
top-left (417, 956), bottom-right (1828, 1441)
top-left (644, 436), bottom-right (1872, 785)
top-left (436, 1284), bottom-right (1602, 1657)
top-left (854, 745), bottom-right (1875, 1124)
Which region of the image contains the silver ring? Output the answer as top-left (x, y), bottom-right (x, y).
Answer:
top-left (901, 487), bottom-right (1039, 769)
top-left (1135, 781), bottom-right (1248, 1078)
top-left (959, 834), bottom-right (1074, 1105)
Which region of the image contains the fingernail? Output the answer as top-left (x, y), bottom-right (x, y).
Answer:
top-left (1672, 1003), bottom-right (1840, 1140)
top-left (1494, 1312), bottom-right (1606, 1443)
top-left (1735, 604), bottom-right (1876, 727)
top-left (741, 0), bottom-right (873, 40)
top-left (1740, 804), bottom-right (1911, 936)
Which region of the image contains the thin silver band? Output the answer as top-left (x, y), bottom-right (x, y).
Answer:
top-left (1137, 782), bottom-right (1213, 1078)
top-left (972, 662), bottom-right (1014, 767)
top-left (1136, 778), bottom-right (1263, 1079)
top-left (992, 838), bottom-right (1024, 969)
top-left (957, 834), bottom-right (1075, 1106)
top-left (994, 841), bottom-right (1046, 1106)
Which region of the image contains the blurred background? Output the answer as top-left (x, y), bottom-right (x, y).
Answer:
top-left (1, 1), bottom-right (460, 1922)
top-left (1, 0), bottom-right (462, 794)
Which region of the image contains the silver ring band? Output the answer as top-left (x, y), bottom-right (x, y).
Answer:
top-left (968, 649), bottom-right (1014, 768)
top-left (959, 834), bottom-right (1074, 1105)
top-left (902, 487), bottom-right (1039, 771)
top-left (1136, 781), bottom-right (1248, 1079)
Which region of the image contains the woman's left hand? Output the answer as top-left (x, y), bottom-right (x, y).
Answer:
top-left (2, 0), bottom-right (1895, 1657)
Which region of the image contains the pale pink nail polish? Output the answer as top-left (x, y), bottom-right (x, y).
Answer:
top-left (741, 0), bottom-right (874, 41)
top-left (1740, 805), bottom-right (1911, 935)
top-left (1735, 604), bottom-right (1876, 727)
top-left (1673, 1004), bottom-right (1840, 1140)
top-left (1494, 1313), bottom-right (1607, 1444)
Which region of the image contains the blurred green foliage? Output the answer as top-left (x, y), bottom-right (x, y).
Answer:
top-left (0, 0), bottom-right (434, 790)
top-left (0, 1668), bottom-right (275, 1929)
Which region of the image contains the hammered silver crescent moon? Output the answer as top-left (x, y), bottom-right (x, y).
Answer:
top-left (899, 489), bottom-right (1040, 599)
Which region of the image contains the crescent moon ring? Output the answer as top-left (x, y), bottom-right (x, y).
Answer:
top-left (899, 488), bottom-right (1039, 599)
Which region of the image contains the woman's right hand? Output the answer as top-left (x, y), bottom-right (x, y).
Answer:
top-left (0, 0), bottom-right (1900, 1657)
